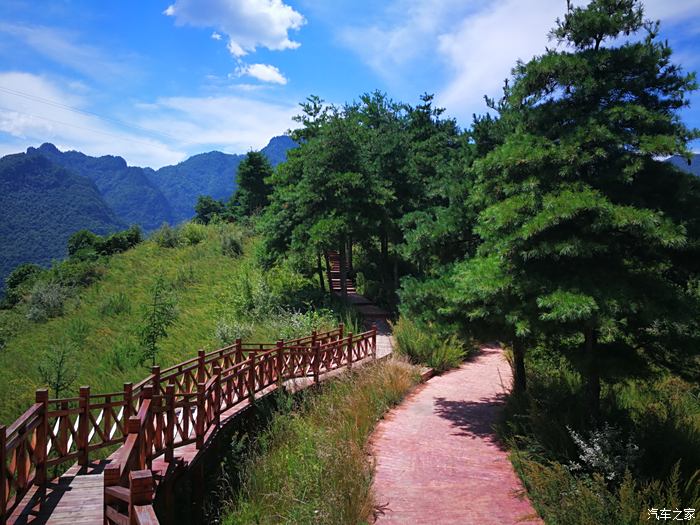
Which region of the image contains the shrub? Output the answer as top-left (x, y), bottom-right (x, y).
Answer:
top-left (392, 317), bottom-right (465, 373)
top-left (271, 308), bottom-right (338, 341)
top-left (3, 263), bottom-right (44, 306)
top-left (26, 281), bottom-right (70, 322)
top-left (514, 458), bottom-right (700, 525)
top-left (67, 229), bottom-right (100, 259)
top-left (567, 423), bottom-right (641, 482)
top-left (227, 268), bottom-right (277, 320)
top-left (99, 225), bottom-right (142, 255)
top-left (215, 319), bottom-right (253, 346)
top-left (180, 222), bottom-right (208, 245)
top-left (49, 259), bottom-right (104, 288)
top-left (100, 292), bottom-right (132, 317)
top-left (152, 223), bottom-right (181, 248)
top-left (221, 230), bottom-right (243, 258)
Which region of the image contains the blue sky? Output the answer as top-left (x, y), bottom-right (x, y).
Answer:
top-left (0, 0), bottom-right (698, 168)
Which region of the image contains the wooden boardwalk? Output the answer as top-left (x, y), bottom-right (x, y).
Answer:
top-left (3, 325), bottom-right (379, 525)
top-left (370, 345), bottom-right (541, 524)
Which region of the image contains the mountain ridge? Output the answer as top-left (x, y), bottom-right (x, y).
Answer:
top-left (0, 135), bottom-right (297, 291)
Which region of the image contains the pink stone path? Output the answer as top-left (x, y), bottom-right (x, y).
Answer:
top-left (370, 344), bottom-right (542, 524)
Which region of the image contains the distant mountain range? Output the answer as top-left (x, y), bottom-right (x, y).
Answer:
top-left (666, 153), bottom-right (700, 178)
top-left (0, 136), bottom-right (296, 291)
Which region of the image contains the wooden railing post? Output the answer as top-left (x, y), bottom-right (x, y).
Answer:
top-left (310, 330), bottom-right (317, 348)
top-left (165, 384), bottom-right (175, 463)
top-left (196, 382), bottom-right (205, 450)
top-left (213, 366), bottom-right (222, 429)
top-left (197, 349), bottom-right (206, 383)
top-left (338, 323), bottom-right (344, 341)
top-left (313, 344), bottom-right (321, 386)
top-left (235, 339), bottom-right (243, 363)
top-left (35, 389), bottom-right (49, 486)
top-left (1, 425), bottom-right (6, 523)
top-left (78, 386), bottom-right (90, 466)
top-left (276, 340), bottom-right (284, 386)
top-left (372, 323), bottom-right (378, 360)
top-left (124, 382), bottom-right (134, 422)
top-left (248, 352), bottom-right (256, 403)
top-left (347, 332), bottom-right (354, 370)
top-left (151, 366), bottom-right (161, 396)
top-left (129, 470), bottom-right (154, 525)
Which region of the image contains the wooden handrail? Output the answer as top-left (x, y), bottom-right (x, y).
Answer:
top-left (1, 324), bottom-right (378, 525)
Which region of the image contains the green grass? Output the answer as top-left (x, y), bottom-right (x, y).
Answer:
top-left (220, 358), bottom-right (421, 525)
top-left (391, 316), bottom-right (466, 373)
top-left (0, 223), bottom-right (340, 424)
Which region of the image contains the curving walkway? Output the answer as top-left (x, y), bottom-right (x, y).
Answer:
top-left (370, 344), bottom-right (542, 524)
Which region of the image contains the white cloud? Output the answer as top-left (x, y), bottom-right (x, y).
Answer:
top-left (237, 63), bottom-right (287, 85)
top-left (436, 0), bottom-right (563, 121)
top-left (0, 71), bottom-right (297, 168)
top-left (338, 0), bottom-right (700, 124)
top-left (164, 0), bottom-right (305, 57)
top-left (0, 72), bottom-right (183, 167)
top-left (0, 23), bottom-right (130, 81)
top-left (211, 31), bottom-right (222, 40)
top-left (134, 93), bottom-right (297, 154)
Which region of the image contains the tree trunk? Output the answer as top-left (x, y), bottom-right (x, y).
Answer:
top-left (324, 252), bottom-right (332, 296)
top-left (512, 339), bottom-right (527, 393)
top-left (347, 236), bottom-right (354, 274)
top-left (316, 252), bottom-right (325, 293)
top-left (339, 240), bottom-right (348, 298)
top-left (380, 231), bottom-right (389, 284)
top-left (583, 327), bottom-right (600, 419)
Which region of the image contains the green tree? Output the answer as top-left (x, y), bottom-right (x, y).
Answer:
top-left (139, 276), bottom-right (177, 367)
top-left (3, 263), bottom-right (44, 306)
top-left (230, 151), bottom-right (273, 217)
top-left (67, 229), bottom-right (100, 260)
top-left (447, 0), bottom-right (699, 409)
top-left (38, 342), bottom-right (78, 398)
top-left (194, 195), bottom-right (226, 225)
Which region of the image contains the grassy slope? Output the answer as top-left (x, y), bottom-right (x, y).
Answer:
top-left (0, 225), bottom-right (336, 424)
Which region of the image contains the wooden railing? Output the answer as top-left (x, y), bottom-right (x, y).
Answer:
top-left (0, 324), bottom-right (377, 525)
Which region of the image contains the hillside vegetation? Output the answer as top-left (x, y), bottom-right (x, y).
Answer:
top-left (0, 153), bottom-right (124, 293)
top-left (0, 222), bottom-right (349, 424)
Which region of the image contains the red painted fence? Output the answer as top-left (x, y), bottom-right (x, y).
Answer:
top-left (1, 323), bottom-right (377, 525)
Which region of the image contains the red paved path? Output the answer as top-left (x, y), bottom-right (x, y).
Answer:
top-left (371, 345), bottom-right (542, 524)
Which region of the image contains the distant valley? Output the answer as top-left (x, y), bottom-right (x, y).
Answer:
top-left (0, 135), bottom-right (296, 290)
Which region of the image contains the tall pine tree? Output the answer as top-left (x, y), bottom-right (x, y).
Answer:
top-left (448, 0), bottom-right (699, 408)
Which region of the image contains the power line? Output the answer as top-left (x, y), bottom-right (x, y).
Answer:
top-left (0, 104), bottom-right (175, 150)
top-left (0, 85), bottom-right (189, 146)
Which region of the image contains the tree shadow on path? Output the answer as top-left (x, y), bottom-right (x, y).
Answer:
top-left (433, 394), bottom-right (508, 450)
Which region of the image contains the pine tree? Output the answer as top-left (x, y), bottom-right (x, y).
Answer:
top-left (452, 0), bottom-right (699, 409)
top-left (139, 276), bottom-right (177, 367)
top-left (230, 151), bottom-right (273, 217)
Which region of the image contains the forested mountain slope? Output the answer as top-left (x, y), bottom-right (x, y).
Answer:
top-left (27, 143), bottom-right (172, 231)
top-left (0, 153), bottom-right (123, 290)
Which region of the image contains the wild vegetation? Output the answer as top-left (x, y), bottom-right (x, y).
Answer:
top-left (220, 358), bottom-right (420, 525)
top-left (0, 221), bottom-right (350, 423)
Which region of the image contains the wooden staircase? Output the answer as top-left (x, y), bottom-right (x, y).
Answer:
top-left (327, 251), bottom-right (356, 293)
